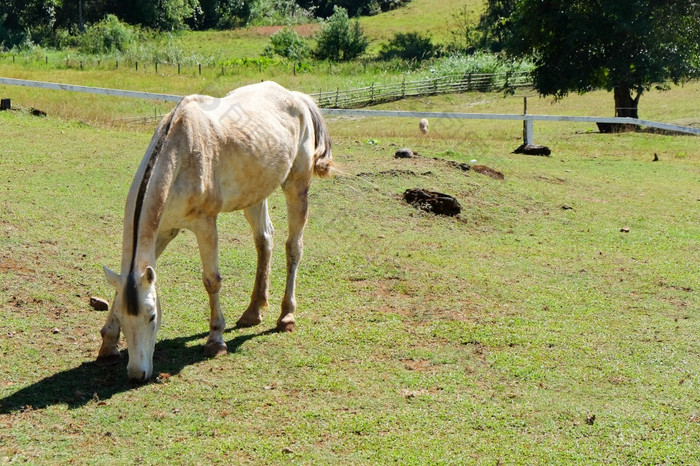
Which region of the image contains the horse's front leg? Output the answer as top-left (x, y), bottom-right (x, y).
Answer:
top-left (96, 310), bottom-right (121, 366)
top-left (236, 200), bottom-right (274, 328)
top-left (193, 217), bottom-right (227, 356)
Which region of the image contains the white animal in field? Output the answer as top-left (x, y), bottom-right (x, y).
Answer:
top-left (419, 118), bottom-right (429, 134)
top-left (97, 81), bottom-right (332, 382)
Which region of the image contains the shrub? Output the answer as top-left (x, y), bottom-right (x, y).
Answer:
top-left (80, 15), bottom-right (136, 54)
top-left (379, 32), bottom-right (438, 61)
top-left (314, 6), bottom-right (369, 61)
top-left (426, 51), bottom-right (533, 76)
top-left (263, 27), bottom-right (311, 62)
top-left (249, 0), bottom-right (314, 26)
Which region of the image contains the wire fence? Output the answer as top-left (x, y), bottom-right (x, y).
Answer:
top-left (314, 71), bottom-right (531, 108)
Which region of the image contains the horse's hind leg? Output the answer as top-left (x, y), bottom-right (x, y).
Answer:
top-left (192, 217), bottom-right (228, 357)
top-left (278, 178), bottom-right (310, 332)
top-left (236, 200), bottom-right (274, 328)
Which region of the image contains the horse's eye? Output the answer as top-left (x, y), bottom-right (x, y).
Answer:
top-left (148, 314), bottom-right (156, 323)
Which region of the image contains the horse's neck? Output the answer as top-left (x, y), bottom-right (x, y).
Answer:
top-left (120, 147), bottom-right (179, 276)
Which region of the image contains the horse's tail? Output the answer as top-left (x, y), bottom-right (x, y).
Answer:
top-left (297, 93), bottom-right (333, 178)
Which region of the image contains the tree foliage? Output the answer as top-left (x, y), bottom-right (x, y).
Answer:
top-left (475, 0), bottom-right (515, 52)
top-left (314, 6), bottom-right (368, 61)
top-left (499, 0), bottom-right (700, 117)
top-left (296, 0), bottom-right (410, 18)
top-left (263, 27), bottom-right (311, 62)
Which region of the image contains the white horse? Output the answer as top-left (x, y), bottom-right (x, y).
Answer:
top-left (97, 81), bottom-right (332, 382)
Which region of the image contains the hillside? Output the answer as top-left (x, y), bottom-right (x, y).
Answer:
top-left (174, 0), bottom-right (485, 60)
top-left (360, 0), bottom-right (485, 44)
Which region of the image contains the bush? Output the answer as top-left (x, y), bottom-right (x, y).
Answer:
top-left (426, 51), bottom-right (534, 76)
top-left (379, 32), bottom-right (438, 61)
top-left (80, 15), bottom-right (136, 54)
top-left (314, 6), bottom-right (369, 61)
top-left (263, 27), bottom-right (311, 62)
top-left (248, 0), bottom-right (314, 26)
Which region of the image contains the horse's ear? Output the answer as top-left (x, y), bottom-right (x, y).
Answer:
top-left (142, 266), bottom-right (156, 286)
top-left (103, 266), bottom-right (120, 288)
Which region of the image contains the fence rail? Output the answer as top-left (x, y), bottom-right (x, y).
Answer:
top-left (315, 71), bottom-right (531, 108)
top-left (1, 77), bottom-right (698, 138)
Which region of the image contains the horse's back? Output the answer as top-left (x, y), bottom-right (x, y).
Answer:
top-left (165, 82), bottom-right (315, 216)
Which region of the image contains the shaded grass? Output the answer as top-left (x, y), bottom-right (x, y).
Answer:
top-left (0, 83), bottom-right (698, 463)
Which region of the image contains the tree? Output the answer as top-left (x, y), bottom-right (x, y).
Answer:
top-left (296, 1), bottom-right (411, 18)
top-left (263, 27), bottom-right (311, 62)
top-left (475, 0), bottom-right (516, 52)
top-left (0, 0), bottom-right (59, 46)
top-left (501, 0), bottom-right (700, 119)
top-left (314, 6), bottom-right (368, 61)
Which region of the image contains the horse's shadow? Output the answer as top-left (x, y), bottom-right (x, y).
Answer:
top-left (0, 327), bottom-right (274, 414)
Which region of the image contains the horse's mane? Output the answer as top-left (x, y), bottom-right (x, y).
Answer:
top-left (124, 105), bottom-right (179, 315)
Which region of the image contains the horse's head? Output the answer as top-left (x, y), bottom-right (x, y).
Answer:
top-left (103, 265), bottom-right (161, 383)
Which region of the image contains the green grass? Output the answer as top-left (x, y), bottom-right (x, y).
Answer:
top-left (360, 0), bottom-right (484, 45)
top-left (0, 81), bottom-right (698, 463)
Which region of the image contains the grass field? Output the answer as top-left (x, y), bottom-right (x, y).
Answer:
top-left (0, 77), bottom-right (698, 463)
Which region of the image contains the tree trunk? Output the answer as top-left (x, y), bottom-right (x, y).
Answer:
top-left (614, 86), bottom-right (639, 118)
top-left (598, 86), bottom-right (641, 133)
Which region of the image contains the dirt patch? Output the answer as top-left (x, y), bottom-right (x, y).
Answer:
top-left (0, 255), bottom-right (35, 277)
top-left (438, 159), bottom-right (471, 172)
top-left (357, 169), bottom-right (419, 177)
top-left (471, 165), bottom-right (504, 180)
top-left (249, 24), bottom-right (319, 38)
top-left (401, 358), bottom-right (431, 372)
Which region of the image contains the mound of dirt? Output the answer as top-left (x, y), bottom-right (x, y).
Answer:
top-left (513, 144), bottom-right (551, 156)
top-left (403, 188), bottom-right (461, 217)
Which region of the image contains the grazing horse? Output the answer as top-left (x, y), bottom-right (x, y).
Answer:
top-left (97, 81), bottom-right (332, 382)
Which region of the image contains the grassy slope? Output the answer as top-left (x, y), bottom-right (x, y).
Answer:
top-left (360, 0), bottom-right (484, 44)
top-left (0, 82), bottom-right (698, 462)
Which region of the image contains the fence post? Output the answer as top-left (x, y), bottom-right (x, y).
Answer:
top-left (116, 60), bottom-right (118, 69)
top-left (155, 61), bottom-right (158, 73)
top-left (135, 61), bottom-right (138, 71)
top-left (45, 56), bottom-right (48, 64)
top-left (335, 88), bottom-right (339, 107)
top-left (402, 76), bottom-right (406, 98)
top-left (371, 83), bottom-right (375, 103)
top-left (198, 64), bottom-right (202, 75)
top-left (523, 97), bottom-right (533, 145)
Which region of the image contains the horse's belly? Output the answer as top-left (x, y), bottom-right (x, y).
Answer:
top-left (217, 147), bottom-right (293, 212)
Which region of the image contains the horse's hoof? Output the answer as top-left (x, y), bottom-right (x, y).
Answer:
top-left (95, 353), bottom-right (121, 366)
top-left (236, 314), bottom-right (262, 328)
top-left (276, 320), bottom-right (295, 333)
top-left (204, 342), bottom-right (228, 357)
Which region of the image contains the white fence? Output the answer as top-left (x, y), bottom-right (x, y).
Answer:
top-left (2, 77), bottom-right (698, 140)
